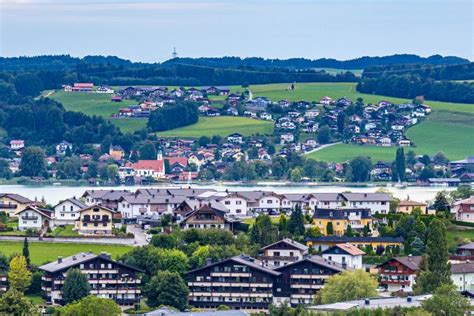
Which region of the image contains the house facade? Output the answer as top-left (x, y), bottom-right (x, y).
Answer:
top-left (321, 243), bottom-right (365, 270)
top-left (39, 252), bottom-right (142, 306)
top-left (396, 200), bottom-right (429, 214)
top-left (74, 205), bottom-right (116, 236)
top-left (259, 239), bottom-right (309, 267)
top-left (53, 198), bottom-right (87, 226)
top-left (0, 193), bottom-right (34, 217)
top-left (181, 204), bottom-right (231, 230)
top-left (451, 262), bottom-right (474, 292)
top-left (312, 208), bottom-right (373, 236)
top-left (16, 205), bottom-right (54, 231)
top-left (377, 256), bottom-right (422, 293)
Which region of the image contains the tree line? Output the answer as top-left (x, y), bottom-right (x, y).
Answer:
top-left (147, 101), bottom-right (199, 132)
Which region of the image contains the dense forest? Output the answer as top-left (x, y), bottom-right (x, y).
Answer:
top-left (148, 102), bottom-right (199, 132)
top-left (357, 63), bottom-right (474, 103)
top-left (163, 54), bottom-right (469, 70)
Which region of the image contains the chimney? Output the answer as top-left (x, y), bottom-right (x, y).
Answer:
top-left (205, 258), bottom-right (212, 265)
top-left (57, 256), bottom-right (63, 263)
top-left (72, 256), bottom-right (77, 261)
top-left (407, 296), bottom-right (412, 303)
top-left (364, 299), bottom-right (370, 305)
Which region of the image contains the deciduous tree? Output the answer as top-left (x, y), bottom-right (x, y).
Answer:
top-left (145, 271), bottom-right (189, 310)
top-left (63, 268), bottom-right (90, 304)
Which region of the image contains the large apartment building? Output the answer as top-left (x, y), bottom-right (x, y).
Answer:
top-left (186, 253), bottom-right (346, 311)
top-left (39, 252), bottom-right (142, 307)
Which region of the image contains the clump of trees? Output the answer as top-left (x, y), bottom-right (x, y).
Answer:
top-left (147, 101), bottom-right (198, 132)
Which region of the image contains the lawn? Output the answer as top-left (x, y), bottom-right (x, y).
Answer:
top-left (307, 144), bottom-right (397, 163)
top-left (49, 90), bottom-right (146, 133)
top-left (0, 241), bottom-right (132, 265)
top-left (49, 225), bottom-right (80, 237)
top-left (447, 228), bottom-right (474, 250)
top-left (157, 116), bottom-right (274, 138)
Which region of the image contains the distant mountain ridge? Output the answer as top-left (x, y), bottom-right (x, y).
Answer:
top-left (0, 54), bottom-right (469, 71)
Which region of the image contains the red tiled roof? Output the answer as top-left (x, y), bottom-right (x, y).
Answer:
top-left (132, 160), bottom-right (164, 172)
top-left (165, 157), bottom-right (188, 166)
top-left (74, 83), bottom-right (94, 88)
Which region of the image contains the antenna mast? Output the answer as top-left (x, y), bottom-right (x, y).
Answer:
top-left (172, 47), bottom-right (178, 59)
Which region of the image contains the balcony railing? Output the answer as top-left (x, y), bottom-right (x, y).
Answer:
top-left (21, 215), bottom-right (39, 221)
top-left (0, 204), bottom-right (17, 209)
top-left (259, 255), bottom-right (299, 262)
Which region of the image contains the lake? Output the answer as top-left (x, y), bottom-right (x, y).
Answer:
top-left (0, 183), bottom-right (455, 205)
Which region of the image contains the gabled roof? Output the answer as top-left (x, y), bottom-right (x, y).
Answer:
top-left (260, 238), bottom-right (309, 252)
top-left (39, 252), bottom-right (143, 273)
top-left (322, 243), bottom-right (366, 256)
top-left (78, 204), bottom-right (117, 214)
top-left (306, 236), bottom-right (404, 243)
top-left (274, 255), bottom-right (345, 273)
top-left (186, 255), bottom-right (281, 276)
top-left (0, 193), bottom-right (33, 204)
top-left (54, 198), bottom-right (87, 210)
top-left (379, 256), bottom-right (422, 271)
top-left (132, 160), bottom-right (164, 172)
top-left (16, 205), bottom-right (54, 219)
top-left (452, 262), bottom-right (474, 274)
top-left (398, 200), bottom-right (426, 207)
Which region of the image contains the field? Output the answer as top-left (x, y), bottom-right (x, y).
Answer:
top-left (0, 241), bottom-right (132, 265)
top-left (157, 116), bottom-right (274, 138)
top-left (49, 90), bottom-right (147, 133)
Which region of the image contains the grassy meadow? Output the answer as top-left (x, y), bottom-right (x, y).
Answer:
top-left (49, 90), bottom-right (147, 133)
top-left (157, 116), bottom-right (274, 138)
top-left (0, 241), bottom-right (132, 265)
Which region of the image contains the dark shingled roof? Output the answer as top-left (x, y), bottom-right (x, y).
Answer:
top-left (452, 262), bottom-right (474, 274)
top-left (306, 236), bottom-right (404, 243)
top-left (186, 255), bottom-right (281, 276)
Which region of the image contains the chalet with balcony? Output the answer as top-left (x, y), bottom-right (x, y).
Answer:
top-left (451, 242), bottom-right (474, 262)
top-left (0, 193), bottom-right (34, 217)
top-left (377, 256), bottom-right (422, 293)
top-left (39, 252), bottom-right (142, 306)
top-left (452, 197), bottom-right (474, 223)
top-left (186, 255), bottom-right (280, 311)
top-left (181, 204), bottom-right (232, 230)
top-left (273, 255), bottom-right (345, 306)
top-left (16, 205), bottom-right (54, 232)
top-left (321, 243), bottom-right (365, 270)
top-left (259, 239), bottom-right (309, 267)
top-left (74, 205), bottom-right (116, 236)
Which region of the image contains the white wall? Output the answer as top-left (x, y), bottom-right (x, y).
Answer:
top-left (54, 201), bottom-right (82, 225)
top-left (220, 197), bottom-right (248, 216)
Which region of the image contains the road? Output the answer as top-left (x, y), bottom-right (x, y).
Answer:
top-left (127, 224), bottom-right (148, 246)
top-left (303, 142), bottom-right (342, 155)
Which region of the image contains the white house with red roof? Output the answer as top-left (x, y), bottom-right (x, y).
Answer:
top-left (10, 140), bottom-right (25, 150)
top-left (321, 243), bottom-right (366, 269)
top-left (132, 160), bottom-right (165, 179)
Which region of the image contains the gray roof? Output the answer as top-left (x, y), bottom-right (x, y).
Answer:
top-left (308, 295), bottom-right (430, 311)
top-left (55, 198), bottom-right (87, 209)
top-left (261, 238), bottom-right (309, 252)
top-left (146, 307), bottom-right (248, 316)
top-left (458, 242), bottom-right (474, 250)
top-left (82, 189), bottom-right (131, 200)
top-left (452, 262), bottom-right (474, 274)
top-left (186, 255), bottom-right (281, 276)
top-left (341, 193), bottom-right (391, 202)
top-left (39, 252), bottom-right (142, 273)
top-left (274, 255), bottom-right (346, 273)
top-left (0, 193), bottom-right (33, 204)
top-left (282, 193), bottom-right (315, 202)
top-left (121, 194), bottom-right (186, 205)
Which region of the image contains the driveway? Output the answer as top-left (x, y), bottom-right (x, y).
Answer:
top-left (127, 224), bottom-right (148, 246)
top-left (304, 142), bottom-right (342, 155)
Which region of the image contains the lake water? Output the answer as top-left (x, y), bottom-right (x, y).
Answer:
top-left (0, 183), bottom-right (455, 205)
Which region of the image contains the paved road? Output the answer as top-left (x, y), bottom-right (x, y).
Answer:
top-left (127, 225), bottom-right (148, 246)
top-left (304, 142), bottom-right (342, 155)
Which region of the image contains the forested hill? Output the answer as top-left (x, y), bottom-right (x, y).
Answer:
top-left (163, 54), bottom-right (469, 70)
top-left (357, 62), bottom-right (474, 103)
top-left (0, 54), bottom-right (469, 71)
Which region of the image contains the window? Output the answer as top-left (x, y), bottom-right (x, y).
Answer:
top-left (225, 201), bottom-right (230, 205)
top-left (267, 200), bottom-right (273, 204)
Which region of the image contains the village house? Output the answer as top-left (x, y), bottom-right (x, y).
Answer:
top-left (451, 262), bottom-right (474, 292)
top-left (306, 236), bottom-right (404, 253)
top-left (109, 145), bottom-right (125, 160)
top-left (96, 86), bottom-right (114, 93)
top-left (82, 189), bottom-right (131, 210)
top-left (0, 193), bottom-right (34, 217)
top-left (74, 205), bottom-right (116, 236)
top-left (39, 252), bottom-right (142, 306)
top-left (319, 96), bottom-right (332, 105)
top-left (216, 192), bottom-right (250, 217)
top-left (452, 196), bottom-right (474, 222)
top-left (53, 198), bottom-right (87, 226)
top-left (259, 238), bottom-right (309, 267)
top-left (10, 140), bottom-right (25, 151)
top-left (180, 204), bottom-right (233, 230)
top-left (132, 159), bottom-right (165, 179)
top-left (70, 83), bottom-right (94, 92)
top-left (16, 205), bottom-right (54, 232)
top-left (280, 133), bottom-right (295, 145)
top-left (377, 256), bottom-right (422, 293)
top-left (396, 199), bottom-right (429, 215)
top-left (321, 243), bottom-right (365, 270)
top-left (312, 208), bottom-right (373, 236)
top-left (227, 133), bottom-right (243, 144)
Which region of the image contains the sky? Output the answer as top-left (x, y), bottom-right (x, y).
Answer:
top-left (1, 0), bottom-right (473, 63)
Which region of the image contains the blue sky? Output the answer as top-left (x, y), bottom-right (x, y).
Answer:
top-left (1, 0), bottom-right (473, 62)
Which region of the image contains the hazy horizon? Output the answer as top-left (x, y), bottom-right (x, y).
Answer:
top-left (1, 0), bottom-right (473, 63)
